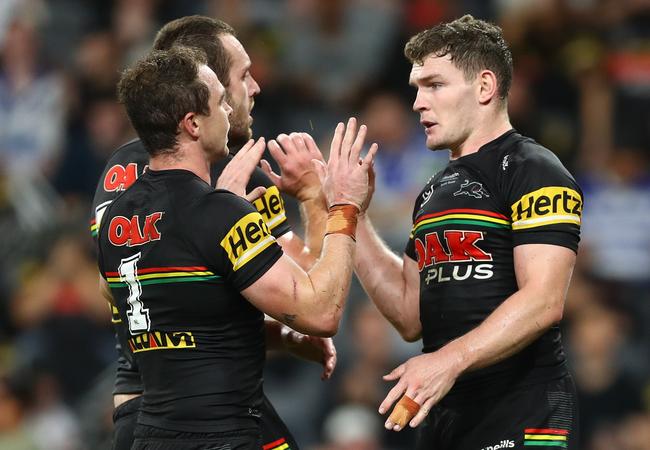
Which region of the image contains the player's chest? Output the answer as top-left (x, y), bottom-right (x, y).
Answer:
top-left (411, 167), bottom-right (511, 270)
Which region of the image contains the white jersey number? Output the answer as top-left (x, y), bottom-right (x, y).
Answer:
top-left (118, 252), bottom-right (151, 334)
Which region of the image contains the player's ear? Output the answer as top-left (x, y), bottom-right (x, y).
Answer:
top-left (477, 69), bottom-right (498, 105)
top-left (180, 111), bottom-right (200, 139)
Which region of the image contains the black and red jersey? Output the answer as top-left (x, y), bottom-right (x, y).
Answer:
top-left (97, 169), bottom-right (283, 433)
top-left (405, 130), bottom-right (583, 397)
top-left (90, 139), bottom-right (291, 395)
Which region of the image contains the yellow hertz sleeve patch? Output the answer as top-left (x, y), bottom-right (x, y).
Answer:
top-left (221, 212), bottom-right (276, 271)
top-left (252, 185), bottom-right (287, 231)
top-left (511, 186), bottom-right (582, 230)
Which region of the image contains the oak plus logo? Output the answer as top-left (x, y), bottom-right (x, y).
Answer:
top-left (414, 230), bottom-right (493, 284)
top-left (454, 180), bottom-right (490, 199)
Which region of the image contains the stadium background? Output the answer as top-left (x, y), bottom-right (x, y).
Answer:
top-left (0, 0), bottom-right (648, 449)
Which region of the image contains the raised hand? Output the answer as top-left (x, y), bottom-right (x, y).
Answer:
top-left (261, 132), bottom-right (325, 202)
top-left (313, 118), bottom-right (378, 209)
top-left (216, 137), bottom-right (266, 202)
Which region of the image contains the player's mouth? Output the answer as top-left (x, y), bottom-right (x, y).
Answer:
top-left (421, 120), bottom-right (437, 133)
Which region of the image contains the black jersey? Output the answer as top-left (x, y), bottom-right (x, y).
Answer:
top-left (90, 139), bottom-right (291, 395)
top-left (91, 139), bottom-right (291, 241)
top-left (97, 169), bottom-right (283, 433)
top-left (404, 130), bottom-right (583, 397)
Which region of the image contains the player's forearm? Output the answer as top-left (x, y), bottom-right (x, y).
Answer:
top-left (445, 286), bottom-right (564, 376)
top-left (296, 234), bottom-right (356, 335)
top-left (355, 215), bottom-right (418, 337)
top-left (299, 192), bottom-right (328, 261)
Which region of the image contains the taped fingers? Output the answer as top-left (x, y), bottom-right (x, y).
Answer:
top-left (387, 394), bottom-right (420, 431)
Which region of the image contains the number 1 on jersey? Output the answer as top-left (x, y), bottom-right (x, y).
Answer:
top-left (118, 253), bottom-right (151, 334)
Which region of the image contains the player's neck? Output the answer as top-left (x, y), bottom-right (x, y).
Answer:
top-left (450, 111), bottom-right (512, 160)
top-left (148, 144), bottom-right (211, 185)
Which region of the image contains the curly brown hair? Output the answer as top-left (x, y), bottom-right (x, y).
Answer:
top-left (117, 47), bottom-right (211, 155)
top-left (404, 15), bottom-right (513, 99)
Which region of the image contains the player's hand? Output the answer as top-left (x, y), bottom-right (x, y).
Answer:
top-left (283, 330), bottom-right (337, 380)
top-left (216, 137), bottom-right (267, 202)
top-left (360, 160), bottom-right (375, 215)
top-left (261, 132), bottom-right (325, 202)
top-left (313, 118), bottom-right (378, 209)
top-left (378, 350), bottom-right (462, 431)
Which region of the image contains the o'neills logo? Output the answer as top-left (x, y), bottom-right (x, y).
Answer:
top-left (220, 212), bottom-right (275, 271)
top-left (511, 186), bottom-right (582, 231)
top-left (482, 440), bottom-right (515, 450)
top-left (128, 330), bottom-right (196, 353)
top-left (108, 212), bottom-right (163, 247)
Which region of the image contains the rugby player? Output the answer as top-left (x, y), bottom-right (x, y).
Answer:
top-left (98, 46), bottom-right (374, 449)
top-left (354, 15), bottom-right (582, 449)
top-left (90, 16), bottom-right (335, 450)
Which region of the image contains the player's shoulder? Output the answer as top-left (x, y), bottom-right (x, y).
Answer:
top-left (105, 138), bottom-right (148, 166)
top-left (502, 132), bottom-right (566, 172)
top-left (200, 188), bottom-right (257, 216)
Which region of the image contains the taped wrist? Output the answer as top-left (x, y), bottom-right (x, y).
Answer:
top-left (325, 204), bottom-right (359, 241)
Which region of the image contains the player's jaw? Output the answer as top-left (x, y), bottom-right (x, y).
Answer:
top-left (225, 95), bottom-right (255, 151)
top-left (420, 117), bottom-right (446, 150)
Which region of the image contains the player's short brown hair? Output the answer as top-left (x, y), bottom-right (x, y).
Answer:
top-left (117, 47), bottom-right (210, 155)
top-left (404, 15), bottom-right (513, 99)
top-left (153, 15), bottom-right (235, 87)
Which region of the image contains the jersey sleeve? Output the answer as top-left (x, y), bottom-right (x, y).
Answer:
top-left (196, 191), bottom-right (283, 291)
top-left (248, 168), bottom-right (291, 239)
top-left (503, 146), bottom-right (583, 252)
top-left (210, 160), bottom-right (292, 239)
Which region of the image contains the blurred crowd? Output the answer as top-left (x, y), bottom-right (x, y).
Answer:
top-left (0, 0), bottom-right (648, 449)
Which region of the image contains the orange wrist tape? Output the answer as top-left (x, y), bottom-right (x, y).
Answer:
top-left (388, 395), bottom-right (420, 428)
top-left (325, 204), bottom-right (359, 241)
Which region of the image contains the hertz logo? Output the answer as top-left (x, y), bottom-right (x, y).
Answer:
top-left (511, 186), bottom-right (582, 230)
top-left (128, 331), bottom-right (196, 353)
top-left (220, 212), bottom-right (275, 271)
top-left (252, 186), bottom-right (286, 231)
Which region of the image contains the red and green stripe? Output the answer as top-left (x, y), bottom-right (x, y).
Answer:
top-left (411, 209), bottom-right (510, 237)
top-left (105, 266), bottom-right (222, 288)
top-left (263, 437), bottom-right (290, 450)
top-left (90, 219), bottom-right (98, 238)
top-left (524, 428), bottom-right (569, 447)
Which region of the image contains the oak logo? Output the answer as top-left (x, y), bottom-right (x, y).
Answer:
top-left (221, 212), bottom-right (275, 271)
top-left (252, 186), bottom-right (286, 231)
top-left (128, 330), bottom-right (196, 353)
top-left (511, 186), bottom-right (582, 230)
top-left (103, 163), bottom-right (141, 192)
top-left (414, 230), bottom-right (492, 271)
top-left (108, 212), bottom-right (163, 247)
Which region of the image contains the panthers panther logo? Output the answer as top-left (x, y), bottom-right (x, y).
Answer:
top-left (453, 180), bottom-right (490, 199)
